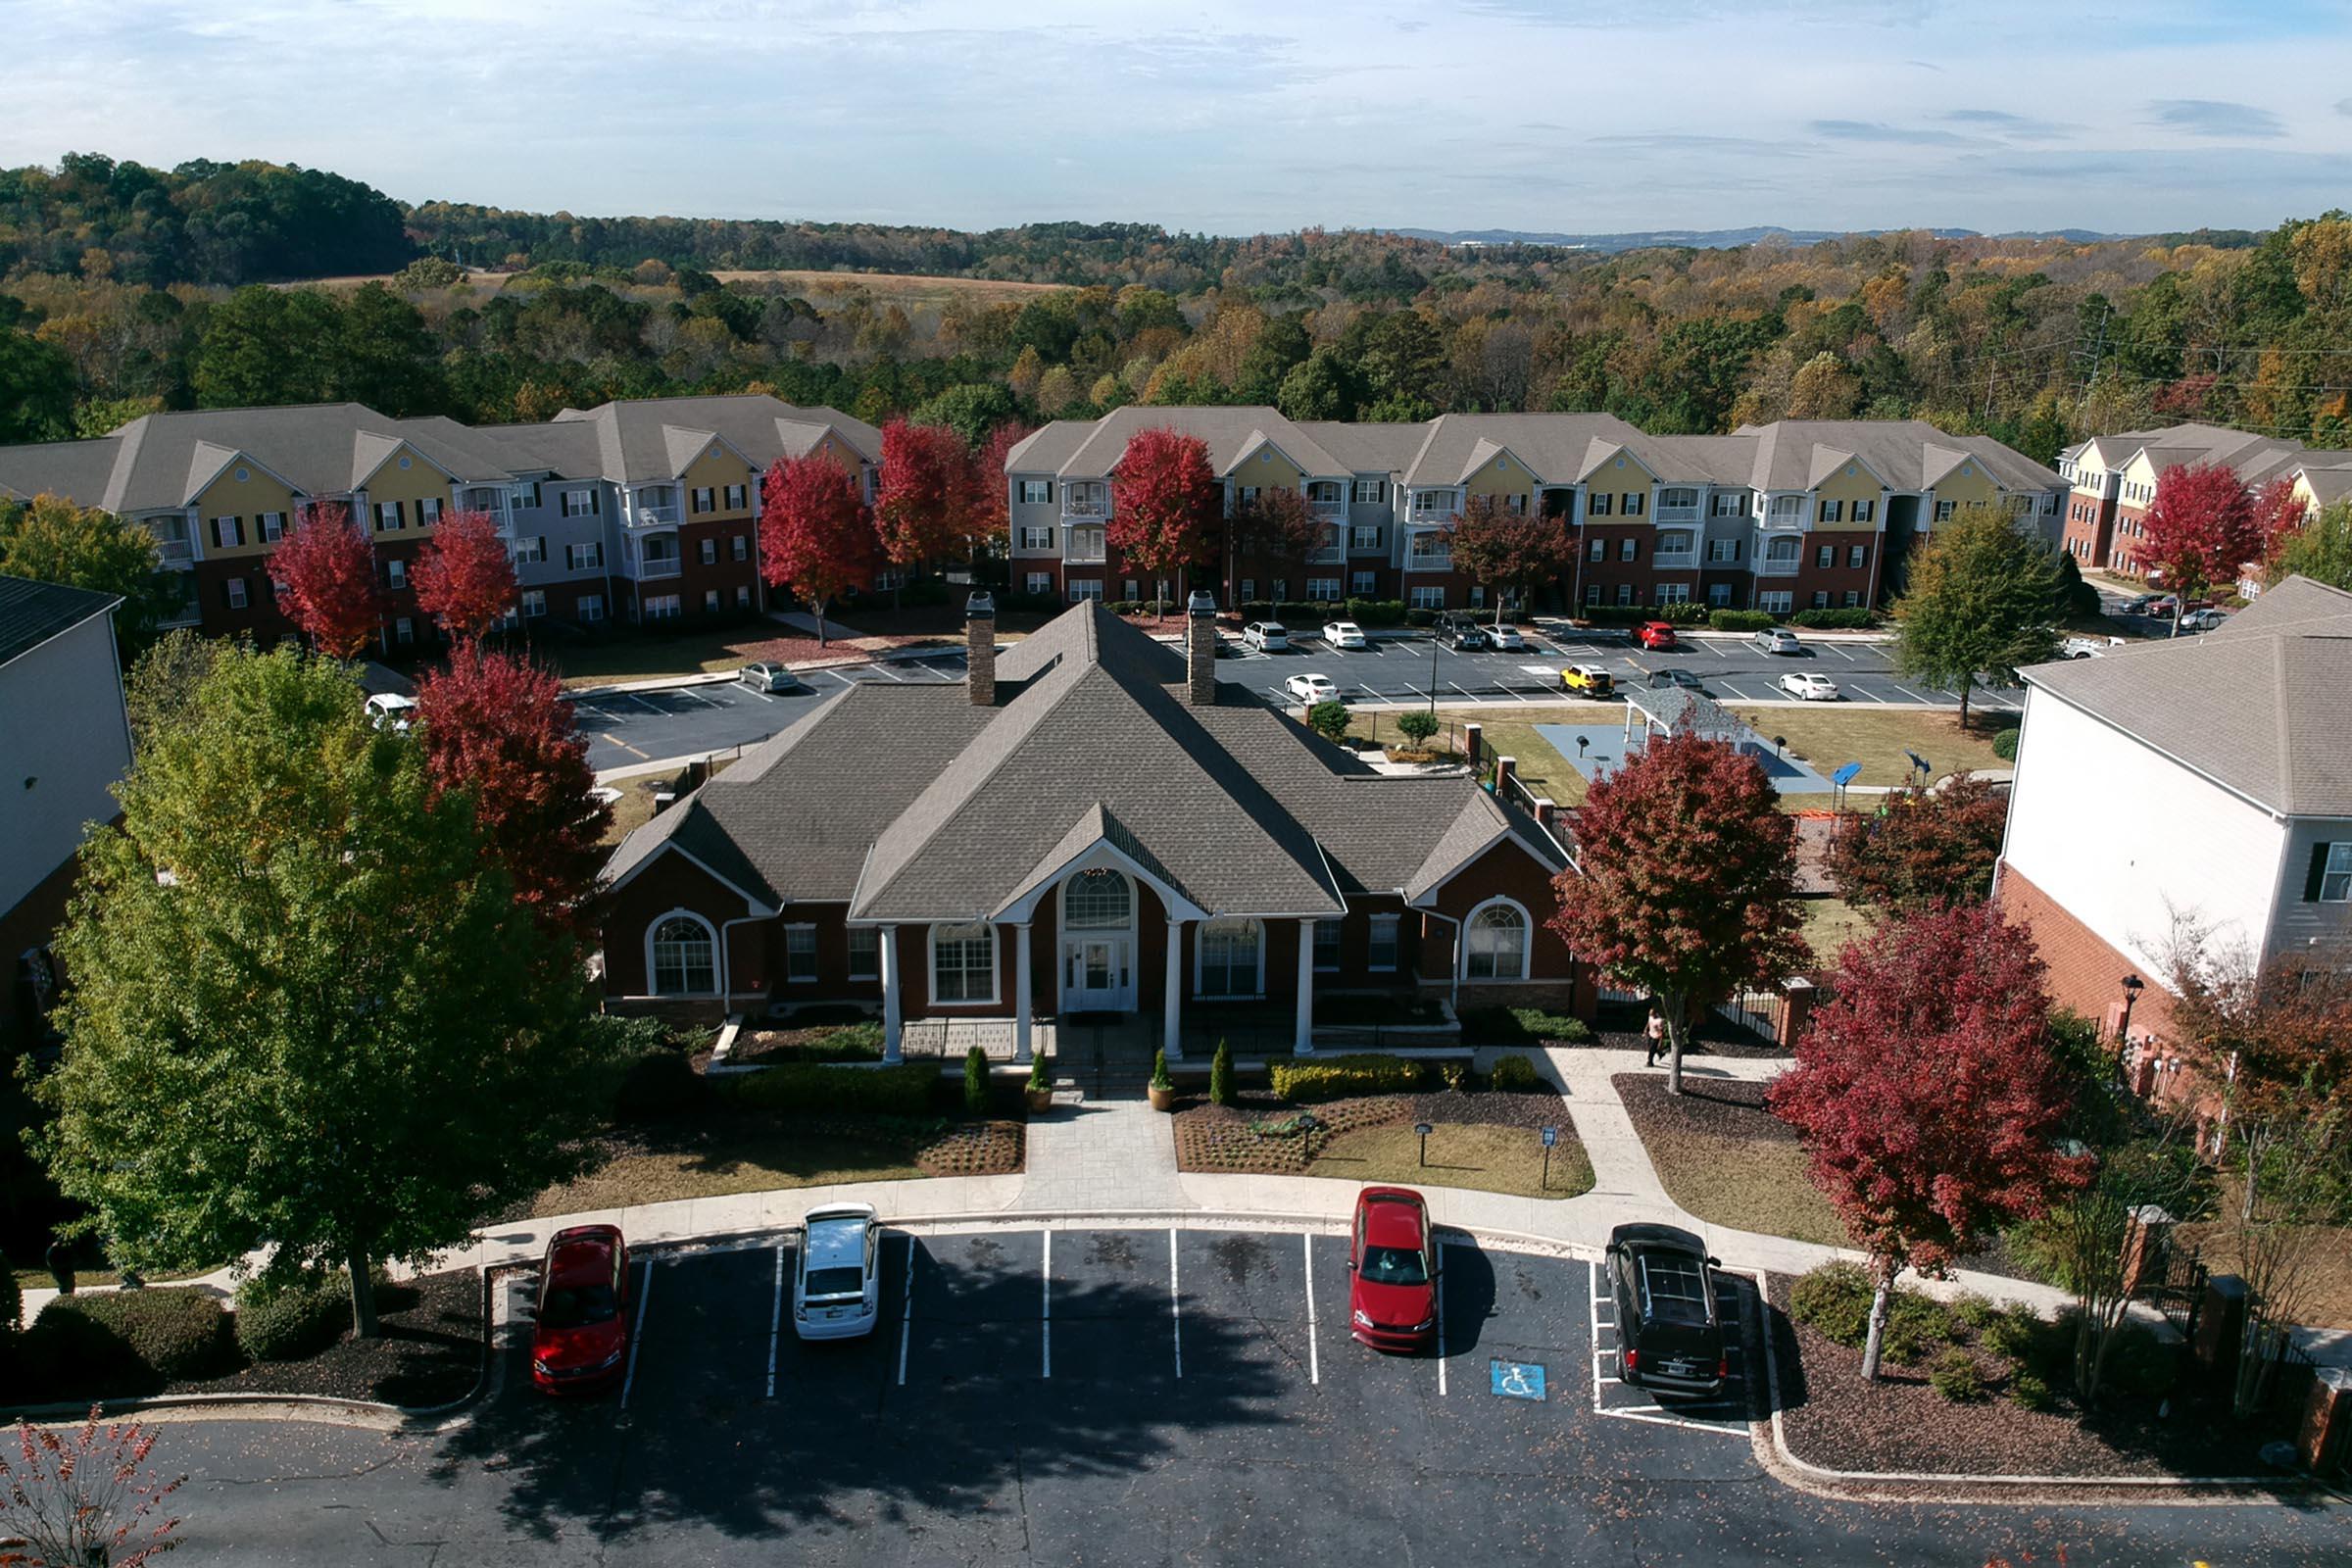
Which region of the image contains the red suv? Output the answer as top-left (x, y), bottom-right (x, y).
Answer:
top-left (531, 1224), bottom-right (632, 1395)
top-left (1347, 1187), bottom-right (1439, 1351)
top-left (1636, 620), bottom-right (1679, 650)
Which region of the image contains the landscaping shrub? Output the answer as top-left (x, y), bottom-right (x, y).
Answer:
top-left (1488, 1054), bottom-right (1543, 1093)
top-left (1708, 609), bottom-right (1776, 632)
top-left (792, 1024), bottom-right (886, 1062)
top-left (1788, 1261), bottom-right (1876, 1348)
top-left (1991, 728), bottom-right (2019, 761)
top-left (1440, 1060), bottom-right (1469, 1093)
top-left (234, 1270), bottom-right (354, 1362)
top-left (2008, 1371), bottom-right (2058, 1412)
top-left (1209, 1040), bottom-right (1234, 1106)
top-left (1267, 1054), bottom-right (1425, 1102)
top-left (27, 1288), bottom-right (238, 1395)
top-left (1466, 1006), bottom-right (1593, 1047)
top-left (719, 1061), bottom-right (937, 1118)
top-left (1981, 1303), bottom-right (2043, 1362)
top-left (1151, 1050), bottom-right (1174, 1094)
top-left (962, 1046), bottom-right (989, 1116)
top-left (1026, 1053), bottom-right (1050, 1094)
top-left (1788, 608), bottom-right (1879, 629)
top-left (1307, 700), bottom-right (1351, 742)
top-left (1882, 1290), bottom-right (1954, 1365)
top-left (612, 1047), bottom-right (702, 1122)
top-left (2096, 1321), bottom-right (2179, 1401)
top-left (1949, 1293), bottom-right (2001, 1337)
top-left (1394, 710), bottom-right (1440, 748)
top-left (1929, 1347), bottom-right (1988, 1402)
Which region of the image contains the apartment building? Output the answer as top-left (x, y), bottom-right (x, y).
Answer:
top-left (2056, 422), bottom-right (2351, 575)
top-left (1004, 410), bottom-right (2062, 613)
top-left (0, 394), bottom-right (884, 647)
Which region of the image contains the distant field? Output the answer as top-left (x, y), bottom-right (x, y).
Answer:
top-left (288, 268), bottom-right (1067, 305)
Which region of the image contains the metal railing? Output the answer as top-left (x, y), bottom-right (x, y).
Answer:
top-left (635, 558), bottom-right (682, 580)
top-left (628, 504), bottom-right (680, 526)
top-left (1654, 505), bottom-right (1701, 523)
top-left (1756, 558), bottom-right (1801, 577)
top-left (1651, 551), bottom-right (1698, 568)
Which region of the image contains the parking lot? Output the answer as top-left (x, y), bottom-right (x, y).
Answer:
top-left (572, 653), bottom-right (966, 773)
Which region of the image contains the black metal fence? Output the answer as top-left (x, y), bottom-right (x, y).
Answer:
top-left (2137, 1245), bottom-right (2207, 1344)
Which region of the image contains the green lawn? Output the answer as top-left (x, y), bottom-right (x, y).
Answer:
top-left (1728, 705), bottom-right (2013, 789)
top-left (1303, 1121), bottom-right (1594, 1199)
top-left (1346, 702), bottom-right (1601, 807)
top-left (529, 1125), bottom-right (931, 1217)
top-left (1797, 895), bottom-right (1878, 966)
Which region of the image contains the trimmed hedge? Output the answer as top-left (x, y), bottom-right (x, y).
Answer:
top-left (1577, 603), bottom-right (1706, 627)
top-left (24, 1288), bottom-right (239, 1396)
top-left (1235, 598), bottom-right (1417, 628)
top-left (234, 1271), bottom-right (354, 1362)
top-left (1464, 1005), bottom-right (1593, 1047)
top-left (1707, 610), bottom-right (1777, 632)
top-left (1268, 1053), bottom-right (1426, 1102)
top-left (1488, 1054), bottom-right (1544, 1092)
top-left (1788, 607), bottom-right (1879, 629)
top-left (719, 1060), bottom-right (938, 1118)
top-left (1991, 728), bottom-right (2019, 760)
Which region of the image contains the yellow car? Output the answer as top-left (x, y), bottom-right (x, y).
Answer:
top-left (1560, 664), bottom-right (1615, 698)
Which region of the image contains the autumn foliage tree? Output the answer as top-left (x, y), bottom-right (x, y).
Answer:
top-left (1820, 773), bottom-right (2010, 914)
top-left (966, 419), bottom-right (1037, 548)
top-left (875, 418), bottom-right (974, 596)
top-left (1108, 427), bottom-right (1219, 616)
top-left (414, 645), bottom-right (611, 930)
top-left (1547, 730), bottom-right (1807, 1094)
top-left (268, 500), bottom-right (382, 657)
top-left (1225, 485), bottom-right (1321, 598)
top-left (411, 509), bottom-right (516, 642)
top-left (2138, 462), bottom-right (2261, 630)
top-left (1449, 494), bottom-right (1576, 624)
top-left (760, 452), bottom-right (875, 648)
top-left (1768, 901), bottom-right (2089, 1379)
top-left (0, 1407), bottom-right (186, 1568)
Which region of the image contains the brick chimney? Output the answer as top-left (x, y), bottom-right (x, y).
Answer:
top-left (966, 591), bottom-right (997, 706)
top-left (1186, 590), bottom-right (1218, 707)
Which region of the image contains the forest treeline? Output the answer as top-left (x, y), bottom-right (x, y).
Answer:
top-left (3, 153), bottom-right (2348, 466)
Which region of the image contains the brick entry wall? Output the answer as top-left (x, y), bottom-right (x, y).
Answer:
top-left (1997, 861), bottom-right (2179, 1043)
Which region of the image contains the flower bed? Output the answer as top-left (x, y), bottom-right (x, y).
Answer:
top-left (1172, 1078), bottom-right (1590, 1198)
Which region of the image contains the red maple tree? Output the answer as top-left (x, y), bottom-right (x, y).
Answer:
top-left (414, 644), bottom-right (611, 930)
top-left (1546, 729), bottom-right (1807, 1093)
top-left (411, 509), bottom-right (516, 643)
top-left (875, 419), bottom-right (973, 593)
top-left (2252, 476), bottom-right (2308, 560)
top-left (1767, 901), bottom-right (2090, 1379)
top-left (1108, 427), bottom-right (1220, 616)
top-left (1820, 773), bottom-right (2010, 915)
top-left (2137, 462), bottom-right (2259, 625)
top-left (967, 420), bottom-right (1037, 545)
top-left (1449, 494), bottom-right (1576, 624)
top-left (1224, 486), bottom-right (1323, 600)
top-left (759, 452), bottom-right (875, 648)
top-left (268, 500), bottom-right (383, 658)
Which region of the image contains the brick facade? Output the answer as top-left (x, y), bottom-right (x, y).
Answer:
top-left (1995, 862), bottom-right (2179, 1044)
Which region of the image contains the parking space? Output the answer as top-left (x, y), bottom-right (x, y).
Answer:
top-left (576, 653), bottom-right (965, 772)
top-left (1589, 1259), bottom-right (1754, 1438)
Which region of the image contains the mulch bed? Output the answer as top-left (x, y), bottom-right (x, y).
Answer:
top-left (1616, 1071), bottom-right (1794, 1139)
top-left (1172, 1086), bottom-right (1566, 1174)
top-left (1765, 1276), bottom-right (2289, 1480)
top-left (702, 1019), bottom-right (879, 1069)
top-left (915, 1119), bottom-right (1024, 1176)
top-left (1591, 1002), bottom-right (1788, 1059)
top-left (170, 1269), bottom-right (486, 1408)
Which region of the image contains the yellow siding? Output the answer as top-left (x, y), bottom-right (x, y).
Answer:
top-left (1810, 464), bottom-right (1886, 531)
top-left (362, 445), bottom-right (456, 536)
top-left (1232, 446), bottom-right (1303, 496)
top-left (1590, 450), bottom-right (1656, 511)
top-left (1934, 466), bottom-right (2001, 513)
top-left (193, 464), bottom-right (300, 561)
top-left (684, 444), bottom-right (756, 517)
top-left (1464, 453), bottom-right (1532, 511)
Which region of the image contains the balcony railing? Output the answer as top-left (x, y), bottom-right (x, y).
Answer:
top-left (1308, 499), bottom-right (1348, 518)
top-left (628, 504), bottom-right (680, 527)
top-left (1306, 548), bottom-right (1345, 564)
top-left (1651, 551), bottom-right (1698, 568)
top-left (1756, 558), bottom-right (1801, 577)
top-left (1654, 504), bottom-right (1700, 523)
top-left (1404, 552), bottom-right (1453, 571)
top-left (1061, 494), bottom-right (1109, 518)
top-left (636, 558), bottom-right (682, 580)
top-left (154, 538), bottom-right (193, 566)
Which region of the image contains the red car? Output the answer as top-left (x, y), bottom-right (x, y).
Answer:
top-left (531, 1224), bottom-right (632, 1395)
top-left (1636, 620), bottom-right (1679, 650)
top-left (1347, 1187), bottom-right (1439, 1352)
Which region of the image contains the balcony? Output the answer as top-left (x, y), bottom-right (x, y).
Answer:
top-left (636, 557), bottom-right (682, 580)
top-left (1065, 526), bottom-right (1107, 565)
top-left (1756, 557), bottom-right (1801, 577)
top-left (1404, 551), bottom-right (1453, 571)
top-left (153, 537), bottom-right (193, 566)
top-left (627, 503), bottom-right (680, 527)
top-left (1061, 489), bottom-right (1110, 519)
top-left (1308, 499), bottom-right (1348, 518)
top-left (1651, 551), bottom-right (1698, 568)
top-left (1654, 504), bottom-right (1700, 524)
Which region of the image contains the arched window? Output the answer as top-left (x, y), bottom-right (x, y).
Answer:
top-left (649, 912), bottom-right (717, 996)
top-left (1197, 917), bottom-right (1263, 998)
top-left (1062, 868), bottom-right (1132, 930)
top-left (930, 922), bottom-right (998, 1004)
top-left (1463, 899), bottom-right (1529, 981)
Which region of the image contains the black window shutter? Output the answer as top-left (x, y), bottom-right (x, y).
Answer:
top-left (537, 536), bottom-right (547, 562)
top-left (2305, 843), bottom-right (2334, 903)
top-left (591, 489), bottom-right (602, 514)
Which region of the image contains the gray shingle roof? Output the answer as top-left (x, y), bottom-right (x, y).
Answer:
top-left (551, 394), bottom-right (881, 478)
top-left (0, 573), bottom-right (120, 668)
top-left (2022, 574), bottom-right (2352, 817)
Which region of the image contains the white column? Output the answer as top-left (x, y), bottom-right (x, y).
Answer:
top-left (1163, 920), bottom-right (1185, 1062)
top-left (880, 923), bottom-right (903, 1064)
top-left (1013, 922), bottom-right (1034, 1065)
top-left (1295, 918), bottom-right (1316, 1055)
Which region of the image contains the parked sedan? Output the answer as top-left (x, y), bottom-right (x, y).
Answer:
top-left (1645, 667), bottom-right (1704, 691)
top-left (1348, 1186), bottom-right (1438, 1352)
top-left (1488, 624), bottom-right (1528, 652)
top-left (1605, 1222), bottom-right (1727, 1398)
top-left (794, 1202), bottom-right (882, 1341)
top-left (1778, 671), bottom-right (1839, 701)
top-left (1243, 620), bottom-right (1290, 652)
top-left (531, 1224), bottom-right (632, 1395)
top-left (2178, 608), bottom-right (2228, 632)
top-left (364, 693), bottom-right (417, 732)
top-left (1753, 626), bottom-right (1803, 656)
top-left (1320, 620), bottom-right (1368, 650)
top-left (738, 662), bottom-right (803, 693)
top-left (1285, 672), bottom-right (1340, 705)
top-left (1635, 620), bottom-right (1679, 651)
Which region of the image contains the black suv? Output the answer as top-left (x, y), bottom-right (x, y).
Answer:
top-left (1604, 1223), bottom-right (1728, 1397)
top-left (1437, 615), bottom-right (1491, 651)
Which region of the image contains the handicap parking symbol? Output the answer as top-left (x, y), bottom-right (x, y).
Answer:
top-left (1490, 1359), bottom-right (1546, 1401)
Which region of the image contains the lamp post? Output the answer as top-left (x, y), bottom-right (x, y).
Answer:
top-left (1415, 1121), bottom-right (1434, 1167)
top-left (2118, 973), bottom-right (2144, 1046)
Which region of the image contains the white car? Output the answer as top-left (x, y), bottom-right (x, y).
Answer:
top-left (793, 1203), bottom-right (881, 1341)
top-left (2178, 608), bottom-right (2228, 632)
top-left (1488, 624), bottom-right (1528, 652)
top-left (1778, 672), bottom-right (1839, 701)
top-left (364, 693), bottom-right (417, 732)
top-left (2060, 635), bottom-right (2123, 660)
top-left (1285, 673), bottom-right (1340, 704)
top-left (1753, 627), bottom-right (1803, 656)
top-left (1320, 620), bottom-right (1368, 650)
top-left (738, 662), bottom-right (802, 693)
top-left (1243, 621), bottom-right (1290, 652)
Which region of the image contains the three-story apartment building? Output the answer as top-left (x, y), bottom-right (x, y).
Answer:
top-left (0, 394), bottom-right (885, 648)
top-left (2056, 422), bottom-right (2350, 575)
top-left (1004, 410), bottom-right (2066, 613)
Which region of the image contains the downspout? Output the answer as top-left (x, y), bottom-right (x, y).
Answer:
top-left (720, 910), bottom-right (771, 1012)
top-left (1417, 903), bottom-right (1465, 1016)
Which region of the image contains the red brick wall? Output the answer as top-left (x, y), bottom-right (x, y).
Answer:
top-left (1421, 839), bottom-right (1591, 1014)
top-left (600, 846), bottom-right (760, 1000)
top-left (2063, 491), bottom-right (2115, 568)
top-left (191, 558), bottom-right (296, 642)
top-left (678, 520), bottom-right (760, 617)
top-left (1996, 862), bottom-right (2179, 1043)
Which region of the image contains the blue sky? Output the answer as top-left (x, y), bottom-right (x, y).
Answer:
top-left (5, 0), bottom-right (2349, 236)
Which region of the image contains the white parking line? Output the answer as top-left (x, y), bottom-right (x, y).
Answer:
top-left (1436, 1243), bottom-right (1448, 1396)
top-left (870, 662), bottom-right (906, 682)
top-left (1169, 1227), bottom-right (1183, 1380)
top-left (1888, 683), bottom-right (1932, 704)
top-left (1303, 1233), bottom-right (1320, 1386)
top-left (672, 687), bottom-right (720, 709)
top-left (745, 687), bottom-right (774, 704)
top-left (896, 1234), bottom-right (914, 1386)
top-left (624, 693), bottom-right (663, 714)
top-left (1041, 1228), bottom-right (1053, 1380)
top-left (1589, 1259), bottom-right (1604, 1406)
top-left (1702, 640), bottom-right (1732, 658)
top-left (1824, 643), bottom-right (1857, 662)
top-left (1851, 685), bottom-right (1887, 703)
top-left (1716, 680), bottom-right (1758, 701)
top-left (1447, 681), bottom-right (1482, 702)
top-left (765, 1245), bottom-right (784, 1398)
top-left (825, 668), bottom-right (858, 686)
top-left (620, 1259), bottom-right (655, 1409)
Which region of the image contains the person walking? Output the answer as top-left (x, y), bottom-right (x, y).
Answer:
top-left (1643, 1007), bottom-right (1665, 1067)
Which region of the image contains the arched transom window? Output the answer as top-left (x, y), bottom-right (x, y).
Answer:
top-left (1063, 868), bottom-right (1132, 930)
top-left (1464, 900), bottom-right (1530, 981)
top-left (650, 913), bottom-right (716, 996)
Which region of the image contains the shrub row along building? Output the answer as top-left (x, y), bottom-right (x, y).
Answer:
top-left (2057, 421), bottom-right (2352, 577)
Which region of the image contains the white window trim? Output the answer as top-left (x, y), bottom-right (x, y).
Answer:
top-left (927, 921), bottom-right (1001, 1006)
top-left (784, 923), bottom-right (820, 984)
top-left (646, 907), bottom-right (721, 998)
top-left (847, 926), bottom-right (881, 981)
top-left (1193, 916), bottom-right (1267, 1000)
top-left (1459, 896), bottom-right (1533, 983)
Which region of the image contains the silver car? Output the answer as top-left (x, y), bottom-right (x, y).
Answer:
top-left (794, 1203), bottom-right (881, 1341)
top-left (1752, 627), bottom-right (1802, 656)
top-left (739, 662), bottom-right (802, 693)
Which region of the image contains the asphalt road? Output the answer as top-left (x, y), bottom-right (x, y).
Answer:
top-left (143, 1227), bottom-right (2340, 1566)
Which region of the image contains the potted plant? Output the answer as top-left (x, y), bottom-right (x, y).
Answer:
top-left (1148, 1049), bottom-right (1177, 1112)
top-left (1025, 1053), bottom-right (1054, 1113)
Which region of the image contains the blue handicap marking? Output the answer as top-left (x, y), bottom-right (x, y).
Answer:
top-left (1490, 1359), bottom-right (1546, 1401)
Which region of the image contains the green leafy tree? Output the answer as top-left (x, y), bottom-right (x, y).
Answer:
top-left (38, 644), bottom-right (590, 1336)
top-left (1394, 709), bottom-right (1439, 749)
top-left (910, 383), bottom-right (1019, 448)
top-left (334, 281), bottom-right (446, 416)
top-left (0, 493), bottom-right (181, 662)
top-left (1891, 511), bottom-right (2060, 730)
top-left (2268, 498), bottom-right (2352, 593)
top-left (0, 328), bottom-right (75, 442)
top-left (192, 285), bottom-right (341, 407)
top-left (122, 627), bottom-right (219, 749)
top-left (1307, 700), bottom-right (1351, 743)
top-left (1276, 349), bottom-right (1358, 422)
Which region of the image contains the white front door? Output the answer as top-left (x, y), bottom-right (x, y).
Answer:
top-left (1064, 938), bottom-right (1132, 1011)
